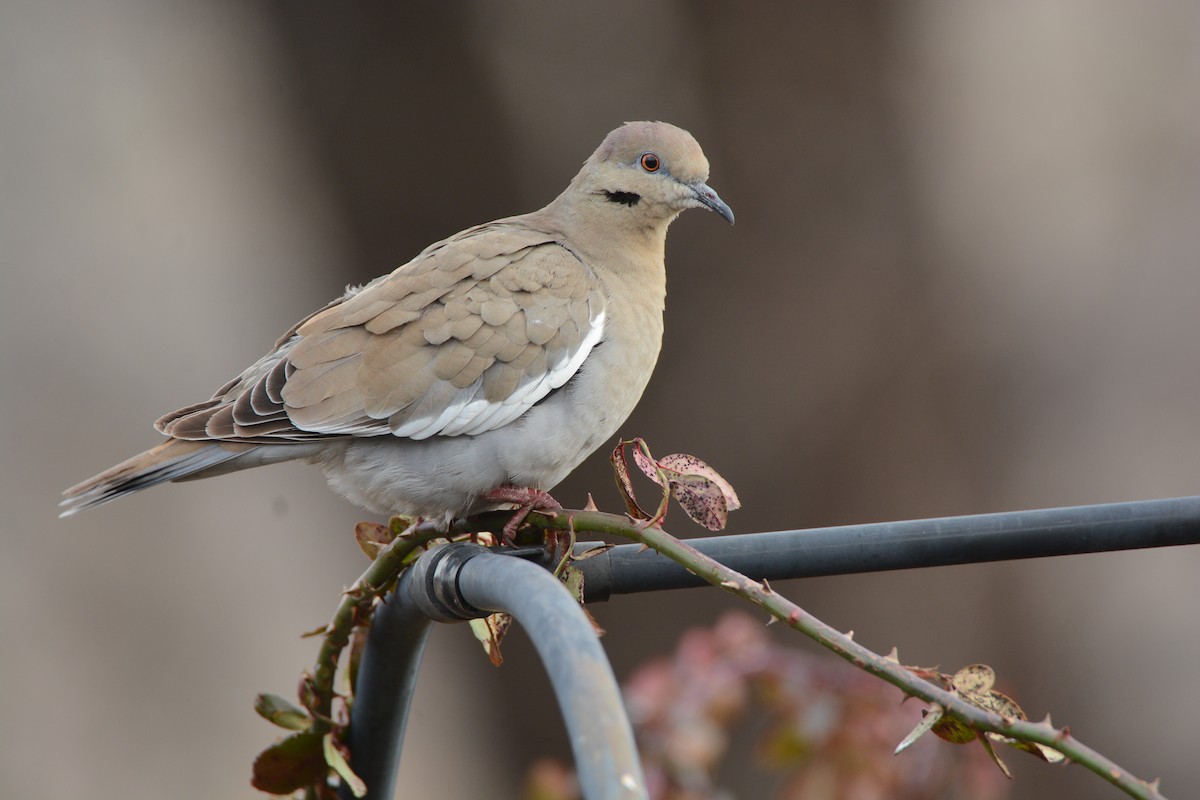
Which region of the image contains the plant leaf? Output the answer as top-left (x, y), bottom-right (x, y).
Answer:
top-left (632, 444), bottom-right (662, 484)
top-left (619, 439), bottom-right (740, 530)
top-left (952, 664), bottom-right (996, 695)
top-left (389, 514), bottom-right (418, 536)
top-left (300, 623), bottom-right (330, 639)
top-left (666, 473), bottom-right (731, 531)
top-left (354, 521), bottom-right (394, 560)
top-left (610, 440), bottom-right (650, 519)
top-left (998, 737), bottom-right (1067, 764)
top-left (657, 453), bottom-right (741, 511)
top-left (323, 732), bottom-right (367, 798)
top-left (931, 713), bottom-right (978, 744)
top-left (254, 693), bottom-right (312, 732)
top-left (469, 613), bottom-right (512, 667)
top-left (251, 731), bottom-right (327, 795)
top-left (896, 705), bottom-right (944, 753)
top-left (899, 661), bottom-right (1067, 771)
top-left (979, 735), bottom-right (1013, 780)
top-left (347, 626), bottom-right (369, 701)
top-left (562, 565), bottom-right (586, 605)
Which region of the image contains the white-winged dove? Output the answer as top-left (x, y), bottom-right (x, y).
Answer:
top-left (61, 121), bottom-right (733, 526)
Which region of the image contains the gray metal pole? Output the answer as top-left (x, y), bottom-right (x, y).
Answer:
top-left (339, 568), bottom-right (433, 800)
top-left (573, 494), bottom-right (1200, 601)
top-left (455, 550), bottom-right (648, 800)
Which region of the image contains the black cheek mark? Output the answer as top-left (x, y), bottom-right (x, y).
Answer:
top-left (604, 191), bottom-right (642, 207)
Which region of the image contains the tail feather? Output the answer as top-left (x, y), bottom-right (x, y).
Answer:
top-left (59, 440), bottom-right (252, 517)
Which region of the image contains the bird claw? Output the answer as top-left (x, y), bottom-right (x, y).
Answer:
top-left (483, 486), bottom-right (563, 545)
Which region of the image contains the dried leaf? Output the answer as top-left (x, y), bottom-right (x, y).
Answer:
top-left (570, 543), bottom-right (613, 562)
top-left (389, 514), bottom-right (419, 537)
top-left (297, 672), bottom-right (319, 716)
top-left (251, 731), bottom-right (326, 795)
top-left (254, 693), bottom-right (312, 732)
top-left (347, 626), bottom-right (370, 700)
top-left (952, 664), bottom-right (996, 695)
top-left (610, 440), bottom-right (650, 520)
top-left (469, 612), bottom-right (512, 667)
top-left (978, 689), bottom-right (1023, 718)
top-left (896, 705), bottom-right (944, 753)
top-left (979, 735), bottom-right (1013, 780)
top-left (999, 737), bottom-right (1067, 764)
top-left (581, 605), bottom-right (607, 638)
top-left (631, 444), bottom-right (660, 484)
top-left (931, 714), bottom-right (978, 744)
top-left (899, 661), bottom-right (1067, 772)
top-left (354, 521), bottom-right (394, 560)
top-left (657, 453), bottom-right (741, 511)
top-left (668, 472), bottom-right (731, 531)
top-left (323, 732), bottom-right (366, 798)
top-left (561, 566), bottom-right (586, 605)
top-left (618, 439), bottom-right (740, 530)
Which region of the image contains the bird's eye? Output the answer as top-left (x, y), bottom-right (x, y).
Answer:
top-left (640, 153), bottom-right (661, 173)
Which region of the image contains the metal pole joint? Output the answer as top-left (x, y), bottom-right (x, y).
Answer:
top-left (406, 541), bottom-right (489, 621)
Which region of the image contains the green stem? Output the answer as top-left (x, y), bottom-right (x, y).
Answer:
top-left (307, 521), bottom-right (447, 728)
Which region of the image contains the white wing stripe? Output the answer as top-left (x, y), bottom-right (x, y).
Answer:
top-left (388, 308), bottom-right (606, 440)
top-left (394, 384), bottom-right (477, 440)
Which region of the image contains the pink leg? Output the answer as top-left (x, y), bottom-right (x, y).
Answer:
top-left (483, 485), bottom-right (562, 544)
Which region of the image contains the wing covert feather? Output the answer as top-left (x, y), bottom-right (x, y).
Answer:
top-left (157, 223), bottom-right (605, 445)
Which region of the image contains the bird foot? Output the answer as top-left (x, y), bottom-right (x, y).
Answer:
top-left (484, 485), bottom-right (562, 545)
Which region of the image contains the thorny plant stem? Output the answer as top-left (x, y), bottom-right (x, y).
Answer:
top-left (510, 509), bottom-right (1169, 800)
top-left (307, 521), bottom-right (446, 731)
top-left (307, 509), bottom-right (1165, 800)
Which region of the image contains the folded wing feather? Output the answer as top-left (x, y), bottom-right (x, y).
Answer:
top-left (155, 223), bottom-right (605, 445)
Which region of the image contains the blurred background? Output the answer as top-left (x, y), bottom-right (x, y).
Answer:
top-left (3, 2), bottom-right (1200, 798)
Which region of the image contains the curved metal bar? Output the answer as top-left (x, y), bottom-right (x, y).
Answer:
top-left (455, 550), bottom-right (648, 800)
top-left (342, 544), bottom-right (645, 800)
top-left (339, 568), bottom-right (433, 800)
top-left (573, 495), bottom-right (1200, 601)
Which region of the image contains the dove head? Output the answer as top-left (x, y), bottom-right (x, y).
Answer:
top-left (559, 121), bottom-right (734, 233)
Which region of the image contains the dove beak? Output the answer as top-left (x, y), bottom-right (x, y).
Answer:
top-left (691, 181), bottom-right (735, 225)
